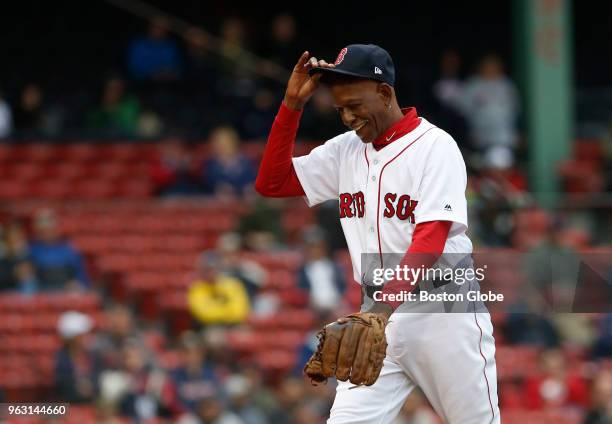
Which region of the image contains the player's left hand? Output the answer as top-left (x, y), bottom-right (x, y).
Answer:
top-left (303, 312), bottom-right (388, 387)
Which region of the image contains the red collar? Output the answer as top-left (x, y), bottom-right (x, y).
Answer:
top-left (372, 107), bottom-right (420, 151)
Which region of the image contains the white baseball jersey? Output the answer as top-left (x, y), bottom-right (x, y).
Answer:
top-left (292, 116), bottom-right (500, 423)
top-left (293, 117), bottom-right (473, 283)
top-left (293, 118), bottom-right (499, 424)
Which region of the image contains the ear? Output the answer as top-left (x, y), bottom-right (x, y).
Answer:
top-left (377, 83), bottom-right (394, 105)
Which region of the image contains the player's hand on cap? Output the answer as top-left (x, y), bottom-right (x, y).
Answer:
top-left (284, 51), bottom-right (334, 111)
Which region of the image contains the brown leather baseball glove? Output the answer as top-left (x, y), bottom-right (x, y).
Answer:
top-left (303, 312), bottom-right (388, 386)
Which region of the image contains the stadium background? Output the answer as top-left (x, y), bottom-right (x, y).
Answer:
top-left (1, 0), bottom-right (611, 423)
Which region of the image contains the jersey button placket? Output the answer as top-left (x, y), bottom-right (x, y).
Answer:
top-left (366, 150), bottom-right (380, 253)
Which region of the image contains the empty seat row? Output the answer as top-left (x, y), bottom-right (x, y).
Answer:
top-left (0, 293), bottom-right (101, 313)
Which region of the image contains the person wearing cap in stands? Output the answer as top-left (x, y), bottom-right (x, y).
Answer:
top-left (54, 311), bottom-right (97, 403)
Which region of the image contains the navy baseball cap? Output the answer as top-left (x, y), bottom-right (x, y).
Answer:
top-left (308, 44), bottom-right (395, 86)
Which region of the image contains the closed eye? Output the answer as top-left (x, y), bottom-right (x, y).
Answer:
top-left (335, 103), bottom-right (361, 114)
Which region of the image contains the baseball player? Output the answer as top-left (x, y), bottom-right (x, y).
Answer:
top-left (256, 44), bottom-right (499, 423)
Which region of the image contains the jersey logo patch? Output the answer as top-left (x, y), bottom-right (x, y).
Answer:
top-left (383, 193), bottom-right (418, 223)
top-left (339, 191), bottom-right (365, 218)
top-left (444, 204), bottom-right (452, 211)
top-left (335, 47), bottom-right (348, 65)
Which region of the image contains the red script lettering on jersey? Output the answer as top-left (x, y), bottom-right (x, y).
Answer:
top-left (339, 191), bottom-right (365, 218)
top-left (383, 193), bottom-right (418, 223)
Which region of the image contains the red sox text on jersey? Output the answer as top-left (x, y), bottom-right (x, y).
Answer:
top-left (339, 191), bottom-right (418, 223)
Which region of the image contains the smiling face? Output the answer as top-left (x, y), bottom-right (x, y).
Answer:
top-left (326, 77), bottom-right (393, 143)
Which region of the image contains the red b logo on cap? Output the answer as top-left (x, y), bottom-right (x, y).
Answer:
top-left (335, 47), bottom-right (348, 65)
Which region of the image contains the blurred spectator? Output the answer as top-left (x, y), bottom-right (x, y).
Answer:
top-left (585, 369), bottom-right (612, 424)
top-left (173, 331), bottom-right (219, 412)
top-left (431, 49), bottom-right (467, 144)
top-left (0, 88), bottom-right (12, 138)
top-left (457, 54), bottom-right (519, 157)
top-left (240, 88), bottom-right (278, 139)
top-left (179, 395), bottom-right (244, 424)
top-left (183, 27), bottom-right (215, 83)
top-left (218, 18), bottom-right (254, 77)
top-left (215, 232), bottom-right (266, 300)
top-left (479, 146), bottom-right (527, 192)
top-left (552, 313), bottom-right (597, 349)
top-left (54, 311), bottom-right (97, 403)
top-left (603, 123), bottom-right (612, 192)
top-left (92, 304), bottom-right (143, 370)
top-left (470, 149), bottom-right (528, 246)
top-left (301, 381), bottom-right (336, 422)
top-left (12, 83), bottom-right (45, 136)
top-left (215, 18), bottom-right (259, 129)
top-left (238, 198), bottom-right (286, 252)
top-left (593, 314), bottom-right (612, 358)
top-left (150, 138), bottom-right (199, 196)
top-left (433, 50), bottom-right (463, 108)
top-left (127, 17), bottom-right (182, 82)
top-left (28, 208), bottom-right (91, 290)
top-left (202, 327), bottom-right (234, 378)
top-left (523, 348), bottom-right (589, 410)
top-left (202, 126), bottom-right (256, 196)
top-left (260, 13), bottom-right (299, 70)
top-left (291, 401), bottom-right (323, 424)
top-left (224, 374), bottom-right (267, 424)
top-left (297, 227), bottom-right (346, 314)
top-left (94, 399), bottom-right (123, 424)
top-left (108, 338), bottom-right (184, 421)
top-left (182, 27), bottom-right (221, 124)
top-left (268, 377), bottom-right (306, 423)
top-left (240, 367), bottom-right (279, 419)
top-left (524, 221), bottom-right (584, 310)
top-left (504, 307), bottom-right (561, 348)
top-left (87, 77), bottom-right (140, 137)
top-left (0, 221), bottom-right (38, 293)
top-left (187, 251), bottom-right (250, 325)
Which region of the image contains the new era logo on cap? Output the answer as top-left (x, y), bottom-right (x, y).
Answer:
top-left (374, 67), bottom-right (382, 74)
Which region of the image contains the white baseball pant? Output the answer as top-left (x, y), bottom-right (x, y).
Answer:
top-left (328, 312), bottom-right (500, 424)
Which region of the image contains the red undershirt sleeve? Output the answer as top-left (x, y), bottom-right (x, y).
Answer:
top-left (254, 103), bottom-right (306, 197)
top-left (380, 220), bottom-right (452, 310)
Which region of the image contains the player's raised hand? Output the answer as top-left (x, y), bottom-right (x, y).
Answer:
top-left (284, 51), bottom-right (334, 110)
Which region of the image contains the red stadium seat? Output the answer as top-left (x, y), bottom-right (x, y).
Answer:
top-left (496, 346), bottom-right (540, 381)
top-left (0, 182), bottom-right (29, 199)
top-left (574, 140), bottom-right (603, 164)
top-left (10, 163), bottom-right (41, 180)
top-left (502, 409), bottom-right (582, 424)
top-left (32, 180), bottom-right (74, 199)
top-left (43, 163), bottom-right (84, 180)
top-left (116, 180), bottom-right (152, 198)
top-left (227, 329), bottom-right (259, 352)
top-left (74, 180), bottom-right (115, 199)
top-left (62, 144), bottom-right (100, 162)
